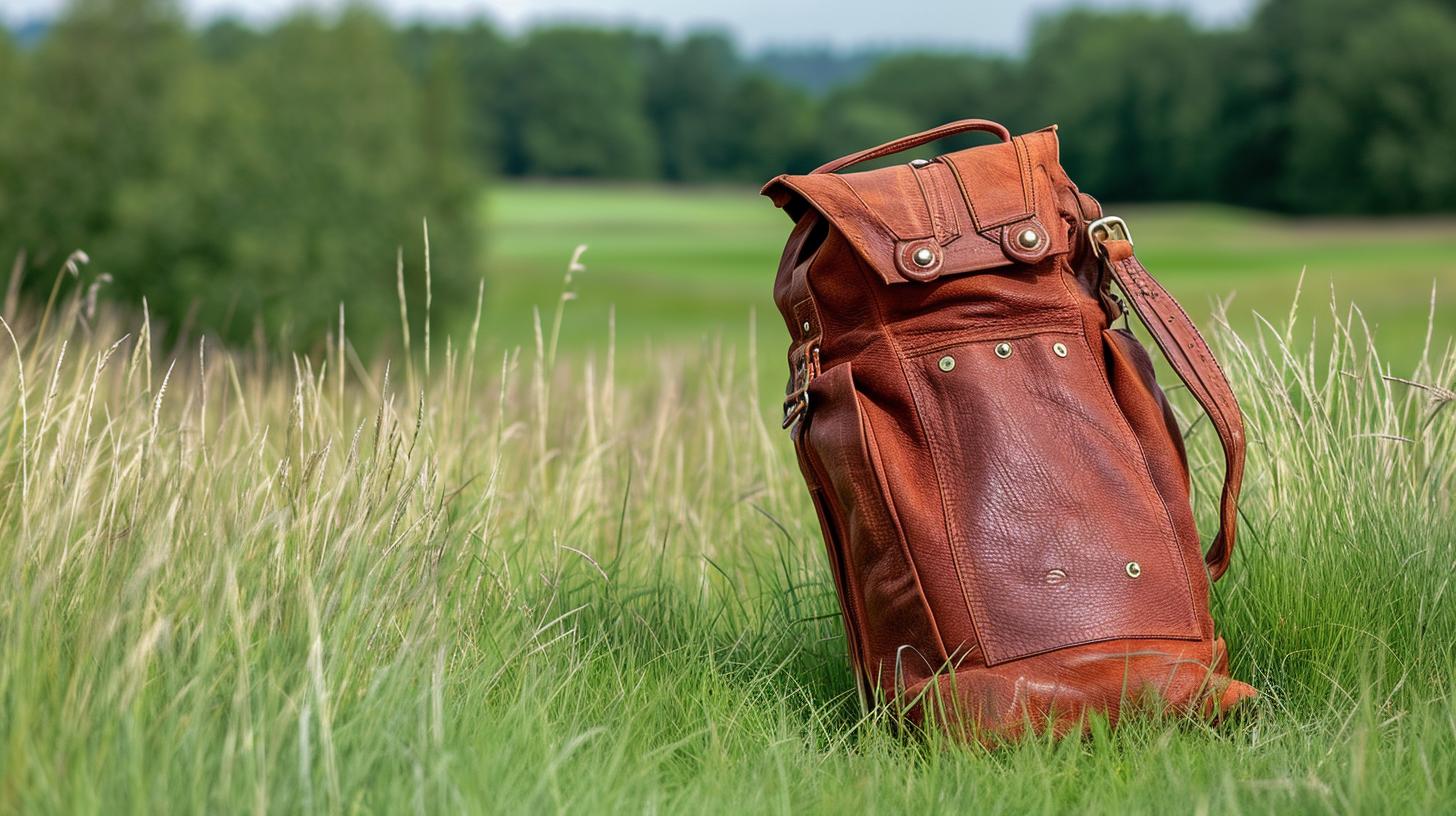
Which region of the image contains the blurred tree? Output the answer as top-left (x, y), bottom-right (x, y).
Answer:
top-left (504, 27), bottom-right (657, 178)
top-left (1022, 10), bottom-right (1226, 201)
top-left (645, 31), bottom-right (738, 180)
top-left (1, 0), bottom-right (193, 276)
top-left (0, 31), bottom-right (24, 272)
top-left (198, 17), bottom-right (261, 62)
top-left (816, 52), bottom-right (1020, 167)
top-left (1242, 0), bottom-right (1456, 211)
top-left (813, 99), bottom-right (920, 170)
top-left (398, 21), bottom-right (511, 173)
top-left (839, 53), bottom-right (1018, 131)
top-left (106, 9), bottom-right (479, 348)
top-left (718, 74), bottom-right (819, 179)
top-left (456, 22), bottom-right (513, 173)
top-left (1337, 2), bottom-right (1456, 211)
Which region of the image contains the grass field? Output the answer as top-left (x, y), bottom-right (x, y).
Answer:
top-left (482, 184), bottom-right (1456, 378)
top-left (1, 186), bottom-right (1454, 813)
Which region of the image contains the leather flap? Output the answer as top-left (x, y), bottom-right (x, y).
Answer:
top-left (762, 129), bottom-right (1068, 285)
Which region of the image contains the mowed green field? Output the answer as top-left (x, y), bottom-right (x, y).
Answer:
top-left (482, 183), bottom-right (1456, 385)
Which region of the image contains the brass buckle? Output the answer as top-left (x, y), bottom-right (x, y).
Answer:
top-left (1087, 215), bottom-right (1133, 260)
top-left (781, 345), bottom-right (820, 430)
top-left (781, 389), bottom-right (809, 429)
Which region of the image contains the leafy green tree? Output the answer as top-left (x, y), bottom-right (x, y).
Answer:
top-left (1243, 0), bottom-right (1456, 211)
top-left (815, 52), bottom-right (1020, 169)
top-left (0, 31), bottom-right (25, 266)
top-left (398, 21), bottom-right (511, 173)
top-left (1335, 2), bottom-right (1456, 211)
top-left (198, 17), bottom-right (261, 62)
top-left (645, 32), bottom-right (738, 180)
top-left (1, 0), bottom-right (193, 276)
top-left (813, 100), bottom-right (919, 171)
top-left (836, 53), bottom-right (1018, 132)
top-left (1022, 10), bottom-right (1226, 201)
top-left (718, 74), bottom-right (818, 179)
top-left (107, 9), bottom-right (479, 348)
top-left (505, 27), bottom-right (657, 178)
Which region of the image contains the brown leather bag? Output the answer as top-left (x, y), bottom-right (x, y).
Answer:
top-left (763, 119), bottom-right (1256, 740)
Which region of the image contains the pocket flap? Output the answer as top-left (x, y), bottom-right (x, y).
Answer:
top-left (762, 129), bottom-right (1069, 286)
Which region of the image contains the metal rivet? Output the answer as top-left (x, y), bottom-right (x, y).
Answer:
top-left (938, 355), bottom-right (956, 372)
top-left (912, 247), bottom-right (936, 267)
top-left (909, 158), bottom-right (931, 168)
top-left (1053, 342), bottom-right (1068, 358)
top-left (802, 320), bottom-right (811, 333)
top-left (1017, 228), bottom-right (1041, 249)
top-left (1125, 561), bottom-right (1142, 579)
top-left (994, 342), bottom-right (1012, 359)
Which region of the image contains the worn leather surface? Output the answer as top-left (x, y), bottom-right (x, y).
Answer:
top-left (764, 120), bottom-right (1255, 740)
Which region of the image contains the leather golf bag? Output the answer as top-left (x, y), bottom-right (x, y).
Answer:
top-left (764, 119), bottom-right (1256, 740)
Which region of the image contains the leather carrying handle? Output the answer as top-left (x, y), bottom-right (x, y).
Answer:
top-left (811, 118), bottom-right (1012, 175)
top-left (1101, 240), bottom-right (1245, 582)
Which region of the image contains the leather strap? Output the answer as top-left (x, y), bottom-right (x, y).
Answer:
top-left (811, 119), bottom-right (1012, 175)
top-left (1100, 239), bottom-right (1244, 582)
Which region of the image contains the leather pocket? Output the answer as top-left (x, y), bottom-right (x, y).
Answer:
top-left (801, 362), bottom-right (941, 687)
top-left (904, 331), bottom-right (1202, 665)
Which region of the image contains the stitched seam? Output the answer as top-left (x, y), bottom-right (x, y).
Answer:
top-left (904, 324), bottom-right (1205, 665)
top-left (852, 254), bottom-right (954, 660)
top-left (1013, 135), bottom-right (1036, 214)
top-left (931, 166), bottom-right (962, 238)
top-left (910, 165), bottom-right (946, 245)
top-left (943, 157), bottom-right (983, 232)
top-left (1114, 258), bottom-right (1245, 570)
top-left (800, 466), bottom-right (872, 699)
top-left (779, 176), bottom-right (902, 283)
top-left (898, 316), bottom-right (1080, 357)
top-left (902, 363), bottom-right (991, 661)
top-left (1062, 261), bottom-right (1202, 634)
top-left (858, 392), bottom-right (950, 663)
top-left (827, 174), bottom-right (900, 238)
top-left (1076, 324), bottom-right (1204, 637)
top-left (990, 631), bottom-right (1205, 666)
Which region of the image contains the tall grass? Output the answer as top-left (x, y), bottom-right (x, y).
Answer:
top-left (0, 252), bottom-right (1452, 814)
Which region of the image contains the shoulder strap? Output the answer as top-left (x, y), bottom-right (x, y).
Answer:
top-left (1098, 236), bottom-right (1246, 582)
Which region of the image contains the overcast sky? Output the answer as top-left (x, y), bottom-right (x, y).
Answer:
top-left (3, 0), bottom-right (1256, 51)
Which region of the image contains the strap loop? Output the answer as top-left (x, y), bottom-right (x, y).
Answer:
top-left (1096, 235), bottom-right (1246, 582)
top-left (811, 119), bottom-right (1012, 175)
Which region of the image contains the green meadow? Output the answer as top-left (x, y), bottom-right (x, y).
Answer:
top-left (1, 183), bottom-right (1453, 813)
top-left (483, 183), bottom-right (1456, 377)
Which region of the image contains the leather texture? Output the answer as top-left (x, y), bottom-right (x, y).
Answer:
top-left (763, 119), bottom-right (1255, 741)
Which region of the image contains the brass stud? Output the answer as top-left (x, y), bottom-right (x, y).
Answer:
top-left (938, 355), bottom-right (956, 372)
top-left (994, 342), bottom-right (1012, 359)
top-left (1053, 342), bottom-right (1068, 358)
top-left (913, 247), bottom-right (936, 268)
top-left (1125, 561), bottom-right (1142, 579)
top-left (802, 320), bottom-right (812, 333)
top-left (1017, 228), bottom-right (1041, 249)
top-left (909, 158), bottom-right (931, 168)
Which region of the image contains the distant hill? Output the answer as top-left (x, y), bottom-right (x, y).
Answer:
top-left (7, 18), bottom-right (51, 47)
top-left (749, 47), bottom-right (887, 94)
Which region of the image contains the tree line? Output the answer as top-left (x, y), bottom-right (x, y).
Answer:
top-left (2, 0), bottom-right (1454, 350)
top-left (400, 0), bottom-right (1456, 214)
